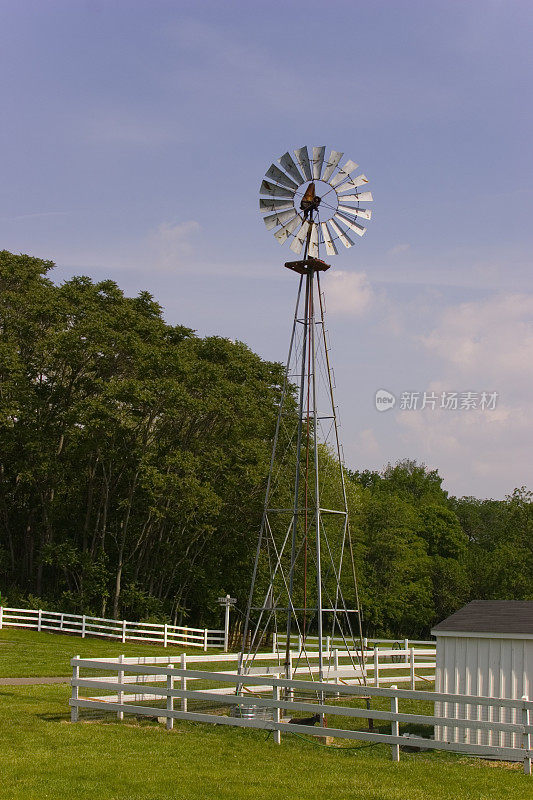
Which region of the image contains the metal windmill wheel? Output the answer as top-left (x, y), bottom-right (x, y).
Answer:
top-left (259, 146), bottom-right (373, 258)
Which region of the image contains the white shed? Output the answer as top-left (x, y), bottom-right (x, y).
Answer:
top-left (431, 600), bottom-right (533, 748)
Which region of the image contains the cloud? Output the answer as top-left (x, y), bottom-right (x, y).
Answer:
top-left (421, 293), bottom-right (533, 396)
top-left (387, 243), bottom-right (411, 256)
top-left (323, 271), bottom-right (373, 316)
top-left (1, 211), bottom-right (69, 222)
top-left (148, 220), bottom-right (201, 271)
top-left (394, 291), bottom-right (533, 496)
top-left (355, 428), bottom-right (381, 459)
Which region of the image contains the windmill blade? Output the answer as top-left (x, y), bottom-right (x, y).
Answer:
top-left (260, 180), bottom-right (296, 198)
top-left (329, 218), bottom-right (355, 249)
top-left (321, 222), bottom-right (338, 256)
top-left (337, 190), bottom-right (373, 202)
top-left (321, 150), bottom-right (343, 182)
top-left (337, 204), bottom-right (372, 220)
top-left (312, 146), bottom-right (326, 180)
top-left (294, 147), bottom-right (313, 181)
top-left (335, 174), bottom-right (369, 193)
top-left (263, 209), bottom-right (298, 231)
top-left (260, 198), bottom-right (294, 212)
top-left (278, 152), bottom-right (305, 185)
top-left (308, 222), bottom-right (319, 257)
top-left (289, 219), bottom-right (310, 254)
top-left (329, 159), bottom-right (359, 187)
top-left (265, 164), bottom-right (298, 190)
top-left (335, 211), bottom-right (366, 236)
top-left (274, 214), bottom-right (301, 244)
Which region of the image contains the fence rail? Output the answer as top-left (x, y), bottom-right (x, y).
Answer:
top-left (0, 606), bottom-right (225, 650)
top-left (69, 653), bottom-right (532, 774)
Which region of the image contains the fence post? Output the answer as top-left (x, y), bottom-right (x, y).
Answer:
top-left (166, 666), bottom-right (174, 730)
top-left (410, 648), bottom-right (415, 690)
top-left (363, 637), bottom-right (368, 652)
top-left (120, 619), bottom-right (126, 644)
top-left (272, 631), bottom-right (277, 655)
top-left (181, 653), bottom-right (187, 713)
top-left (334, 648), bottom-right (340, 698)
top-left (71, 655), bottom-right (80, 722)
top-left (117, 654), bottom-right (124, 721)
top-left (374, 647), bottom-right (379, 687)
top-left (0, 606), bottom-right (2, 629)
top-left (81, 615), bottom-right (86, 638)
top-left (326, 635), bottom-right (331, 655)
top-left (60, 613), bottom-right (64, 631)
top-left (404, 638), bottom-right (409, 664)
top-left (298, 633), bottom-right (302, 653)
top-left (37, 609), bottom-right (42, 632)
top-left (522, 696), bottom-right (531, 775)
top-left (164, 623), bottom-right (168, 648)
top-left (391, 685), bottom-right (400, 762)
top-left (202, 628), bottom-right (207, 651)
top-left (273, 684), bottom-right (281, 744)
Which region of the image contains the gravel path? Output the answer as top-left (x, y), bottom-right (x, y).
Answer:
top-left (0, 676), bottom-right (70, 685)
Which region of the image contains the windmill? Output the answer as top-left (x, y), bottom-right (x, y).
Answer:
top-left (239, 146), bottom-right (373, 691)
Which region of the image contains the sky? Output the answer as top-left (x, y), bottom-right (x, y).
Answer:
top-left (1, 0), bottom-right (532, 499)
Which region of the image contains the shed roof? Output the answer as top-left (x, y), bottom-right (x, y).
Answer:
top-left (431, 600), bottom-right (533, 636)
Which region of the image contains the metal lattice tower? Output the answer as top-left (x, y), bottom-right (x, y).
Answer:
top-left (239, 146), bottom-right (373, 685)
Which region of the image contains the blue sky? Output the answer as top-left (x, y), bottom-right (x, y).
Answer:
top-left (1, 0), bottom-right (532, 498)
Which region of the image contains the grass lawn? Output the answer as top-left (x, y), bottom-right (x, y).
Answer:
top-left (2, 628), bottom-right (532, 799)
top-left (0, 627), bottom-right (209, 677)
top-left (2, 683), bottom-right (532, 800)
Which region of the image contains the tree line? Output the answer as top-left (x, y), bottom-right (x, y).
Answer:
top-left (1, 251), bottom-right (531, 637)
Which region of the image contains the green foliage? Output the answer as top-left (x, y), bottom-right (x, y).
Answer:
top-left (0, 251), bottom-right (284, 625)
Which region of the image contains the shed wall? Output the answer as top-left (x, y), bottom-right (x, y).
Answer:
top-left (434, 635), bottom-right (533, 748)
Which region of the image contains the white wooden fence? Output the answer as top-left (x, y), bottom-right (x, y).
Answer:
top-left (275, 633), bottom-right (435, 652)
top-left (69, 651), bottom-right (532, 773)
top-left (0, 606), bottom-right (225, 650)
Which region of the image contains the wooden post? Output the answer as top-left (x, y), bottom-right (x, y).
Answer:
top-left (410, 648), bottom-right (415, 690)
top-left (37, 608), bottom-right (42, 632)
top-left (203, 629), bottom-right (208, 651)
top-left (0, 606), bottom-right (3, 629)
top-left (70, 655), bottom-right (80, 722)
top-left (180, 653), bottom-right (187, 713)
top-left (273, 684), bottom-right (281, 744)
top-left (374, 647), bottom-right (379, 687)
top-left (522, 696), bottom-right (531, 775)
top-left (223, 595), bottom-right (231, 652)
top-left (166, 667), bottom-right (174, 730)
top-left (326, 635), bottom-right (331, 655)
top-left (391, 685), bottom-right (400, 762)
top-left (60, 613), bottom-right (64, 631)
top-left (298, 633), bottom-right (303, 653)
top-left (117, 654), bottom-right (124, 721)
top-left (404, 638), bottom-right (409, 664)
top-left (272, 631), bottom-right (277, 655)
top-left (164, 623), bottom-right (168, 648)
top-left (81, 614), bottom-right (86, 638)
top-left (122, 619), bottom-right (127, 644)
